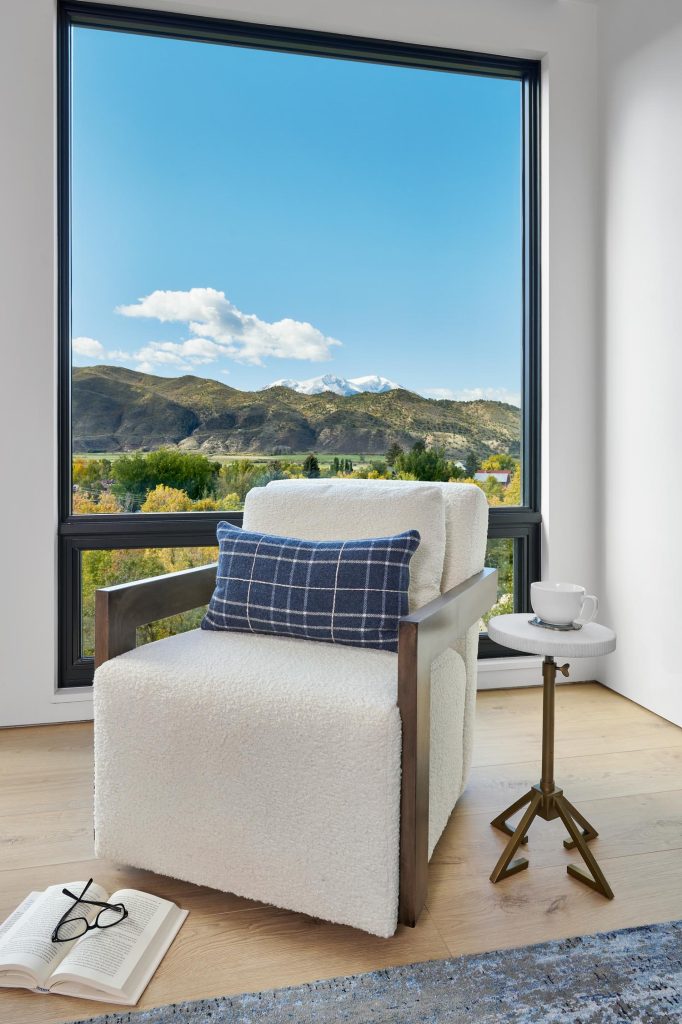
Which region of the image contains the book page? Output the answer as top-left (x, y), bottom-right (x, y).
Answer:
top-left (0, 882), bottom-right (108, 987)
top-left (52, 890), bottom-right (176, 993)
top-left (0, 893), bottom-right (40, 941)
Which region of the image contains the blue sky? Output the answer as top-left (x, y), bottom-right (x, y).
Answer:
top-left (71, 27), bottom-right (522, 405)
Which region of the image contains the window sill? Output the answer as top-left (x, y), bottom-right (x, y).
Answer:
top-left (52, 686), bottom-right (93, 703)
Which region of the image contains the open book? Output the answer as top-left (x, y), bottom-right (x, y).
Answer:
top-left (0, 882), bottom-right (187, 1006)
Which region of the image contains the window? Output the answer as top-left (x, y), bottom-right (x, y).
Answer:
top-left (79, 546), bottom-right (217, 658)
top-left (58, 2), bottom-right (540, 685)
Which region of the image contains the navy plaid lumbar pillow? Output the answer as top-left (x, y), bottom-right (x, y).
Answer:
top-left (202, 521), bottom-right (421, 652)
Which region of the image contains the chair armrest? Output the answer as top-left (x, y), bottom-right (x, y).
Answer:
top-left (397, 565), bottom-right (497, 926)
top-left (94, 563), bottom-right (217, 669)
top-left (398, 567), bottom-right (498, 726)
top-left (400, 565), bottom-right (498, 647)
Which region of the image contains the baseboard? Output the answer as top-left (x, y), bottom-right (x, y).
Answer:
top-left (477, 655), bottom-right (542, 689)
top-left (477, 655), bottom-right (601, 691)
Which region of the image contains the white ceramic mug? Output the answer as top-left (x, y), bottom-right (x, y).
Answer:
top-left (530, 582), bottom-right (598, 626)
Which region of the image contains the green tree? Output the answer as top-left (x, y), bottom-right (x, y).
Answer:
top-left (80, 544), bottom-right (217, 657)
top-left (219, 460), bottom-right (288, 502)
top-left (385, 442), bottom-right (403, 467)
top-left (72, 491), bottom-right (121, 514)
top-left (303, 453), bottom-right (321, 478)
top-left (193, 493), bottom-right (242, 511)
top-left (111, 450), bottom-right (220, 509)
top-left (464, 452), bottom-right (479, 478)
top-left (503, 464), bottom-right (521, 505)
top-left (476, 455), bottom-right (521, 506)
top-left (485, 537), bottom-right (514, 595)
top-left (480, 475), bottom-right (505, 504)
top-left (481, 453), bottom-right (517, 472)
top-left (481, 537), bottom-right (515, 627)
top-left (72, 458), bottom-right (113, 496)
top-left (220, 460), bottom-right (259, 501)
top-left (140, 485), bottom-right (193, 513)
top-left (395, 442), bottom-right (460, 482)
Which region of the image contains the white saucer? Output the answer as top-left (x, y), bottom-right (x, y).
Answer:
top-left (528, 616), bottom-right (583, 632)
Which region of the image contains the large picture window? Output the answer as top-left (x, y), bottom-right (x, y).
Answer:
top-left (58, 1), bottom-right (541, 686)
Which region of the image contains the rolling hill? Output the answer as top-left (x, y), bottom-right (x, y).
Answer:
top-left (72, 365), bottom-right (521, 459)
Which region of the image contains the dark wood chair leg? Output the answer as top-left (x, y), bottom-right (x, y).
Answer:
top-left (396, 568), bottom-right (498, 927)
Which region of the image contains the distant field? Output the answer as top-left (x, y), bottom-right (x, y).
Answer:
top-left (211, 452), bottom-right (375, 467)
top-left (73, 451), bottom-right (378, 467)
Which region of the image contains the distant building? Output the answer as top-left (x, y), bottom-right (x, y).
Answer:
top-left (474, 470), bottom-right (511, 485)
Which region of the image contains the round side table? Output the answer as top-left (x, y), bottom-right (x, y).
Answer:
top-left (486, 613), bottom-right (617, 899)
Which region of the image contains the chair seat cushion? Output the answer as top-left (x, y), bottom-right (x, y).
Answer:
top-left (94, 628), bottom-right (466, 936)
top-left (202, 521), bottom-right (420, 652)
top-left (106, 624), bottom-right (400, 707)
top-left (95, 628), bottom-right (402, 936)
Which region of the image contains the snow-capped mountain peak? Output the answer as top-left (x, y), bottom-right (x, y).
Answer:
top-left (265, 374), bottom-right (402, 397)
top-left (348, 375), bottom-right (401, 393)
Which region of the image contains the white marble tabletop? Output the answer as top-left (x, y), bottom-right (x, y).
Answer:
top-left (487, 613), bottom-right (617, 658)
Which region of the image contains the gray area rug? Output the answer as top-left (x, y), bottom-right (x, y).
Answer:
top-left (72, 919), bottom-right (682, 1023)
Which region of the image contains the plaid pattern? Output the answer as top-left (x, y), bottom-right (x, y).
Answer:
top-left (202, 522), bottom-right (421, 652)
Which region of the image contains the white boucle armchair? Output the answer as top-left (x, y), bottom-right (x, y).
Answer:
top-left (93, 480), bottom-right (496, 937)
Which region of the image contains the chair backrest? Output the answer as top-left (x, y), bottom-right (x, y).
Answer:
top-left (243, 479), bottom-right (488, 610)
top-left (428, 482), bottom-right (488, 592)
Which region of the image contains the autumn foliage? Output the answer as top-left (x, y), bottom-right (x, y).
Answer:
top-left (74, 444), bottom-right (519, 654)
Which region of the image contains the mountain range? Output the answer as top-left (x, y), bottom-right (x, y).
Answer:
top-left (72, 365), bottom-right (521, 459)
top-left (265, 374), bottom-right (401, 397)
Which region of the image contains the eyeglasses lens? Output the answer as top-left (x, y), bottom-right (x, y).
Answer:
top-left (56, 916), bottom-right (89, 941)
top-left (96, 905), bottom-right (125, 928)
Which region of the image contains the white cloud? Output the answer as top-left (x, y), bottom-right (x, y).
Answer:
top-left (73, 336), bottom-right (106, 359)
top-left (422, 386), bottom-right (520, 407)
top-left (131, 337), bottom-right (225, 374)
top-left (179, 337), bottom-right (225, 360)
top-left (70, 335), bottom-right (219, 375)
top-left (117, 287), bottom-right (341, 366)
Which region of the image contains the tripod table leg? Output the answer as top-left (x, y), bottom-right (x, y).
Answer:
top-left (560, 795), bottom-right (599, 850)
top-left (555, 795), bottom-right (614, 899)
top-left (490, 789), bottom-right (542, 883)
top-left (490, 788), bottom-right (535, 846)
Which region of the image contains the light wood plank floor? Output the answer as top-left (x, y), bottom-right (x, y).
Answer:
top-left (1, 683), bottom-right (681, 1023)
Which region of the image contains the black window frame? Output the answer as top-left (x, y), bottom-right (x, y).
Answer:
top-left (57, 0), bottom-right (541, 687)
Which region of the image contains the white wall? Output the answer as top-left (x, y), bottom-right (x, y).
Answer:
top-left (0, 0), bottom-right (601, 726)
top-left (598, 0), bottom-right (682, 726)
top-left (0, 1), bottom-right (71, 728)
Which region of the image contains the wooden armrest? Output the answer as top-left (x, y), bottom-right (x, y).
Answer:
top-left (94, 563), bottom-right (218, 668)
top-left (400, 566), bottom-right (498, 634)
top-left (397, 566), bottom-right (497, 927)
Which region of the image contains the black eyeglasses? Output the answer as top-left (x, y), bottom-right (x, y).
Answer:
top-left (51, 878), bottom-right (128, 943)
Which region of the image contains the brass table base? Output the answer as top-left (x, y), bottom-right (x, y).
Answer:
top-left (489, 656), bottom-right (614, 900)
